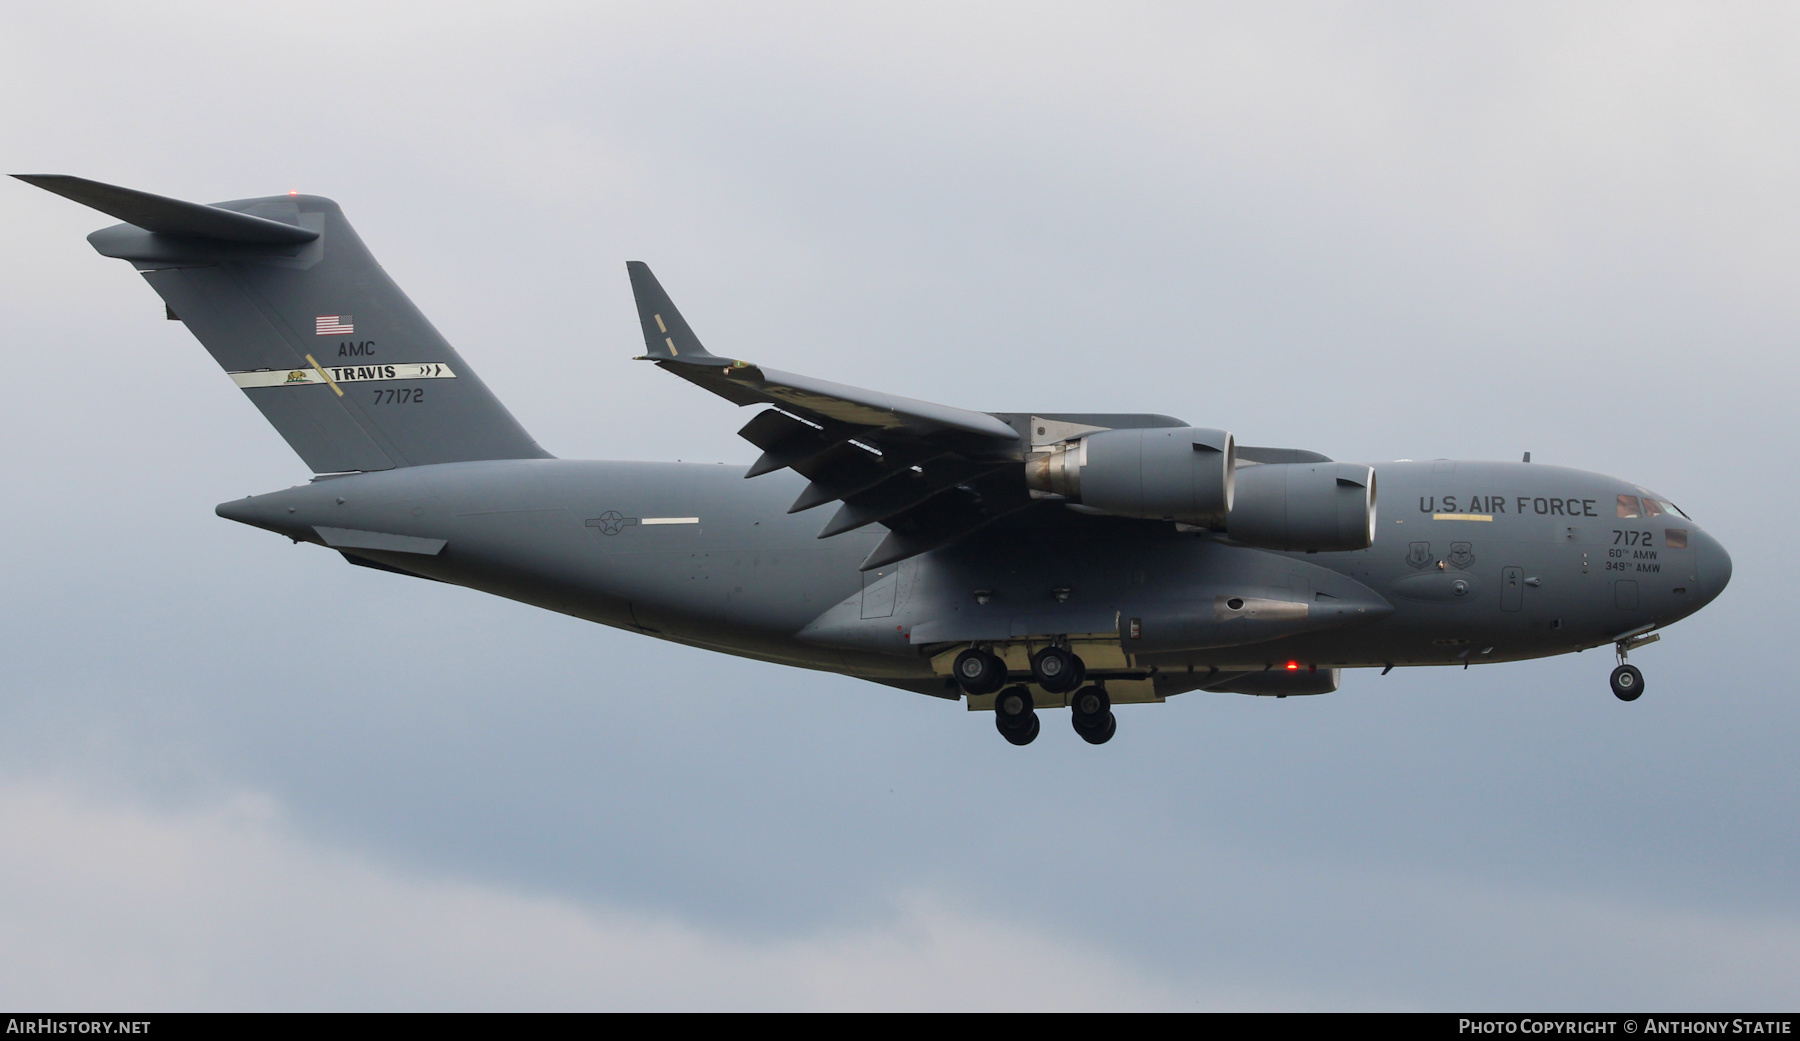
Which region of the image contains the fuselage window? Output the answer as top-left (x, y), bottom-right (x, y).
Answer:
top-left (1665, 528), bottom-right (1689, 549)
top-left (1616, 494), bottom-right (1642, 519)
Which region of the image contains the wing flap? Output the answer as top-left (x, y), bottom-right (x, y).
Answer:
top-left (818, 457), bottom-right (1004, 538)
top-left (787, 446), bottom-right (894, 512)
top-left (738, 409), bottom-right (849, 478)
top-left (858, 469), bottom-right (1033, 569)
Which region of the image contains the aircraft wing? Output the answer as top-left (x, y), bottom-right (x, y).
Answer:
top-left (627, 262), bottom-right (1028, 570)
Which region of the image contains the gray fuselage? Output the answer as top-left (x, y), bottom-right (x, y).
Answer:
top-left (217, 456), bottom-right (1731, 701)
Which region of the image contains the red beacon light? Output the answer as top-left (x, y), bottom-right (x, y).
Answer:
top-left (1285, 661), bottom-right (1300, 671)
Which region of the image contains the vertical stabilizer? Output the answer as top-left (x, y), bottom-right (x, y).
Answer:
top-left (19, 175), bottom-right (551, 472)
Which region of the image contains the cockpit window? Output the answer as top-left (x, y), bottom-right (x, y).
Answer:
top-left (1617, 494), bottom-right (1642, 519)
top-left (1665, 528), bottom-right (1689, 549)
top-left (1636, 490), bottom-right (1691, 520)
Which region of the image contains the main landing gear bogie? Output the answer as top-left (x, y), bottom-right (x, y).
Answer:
top-left (1030, 646), bottom-right (1085, 694)
top-left (954, 644), bottom-right (1087, 698)
top-left (993, 685), bottom-right (1040, 746)
top-left (962, 643), bottom-right (1100, 746)
top-left (1070, 685), bottom-right (1116, 745)
top-left (953, 647), bottom-right (1007, 696)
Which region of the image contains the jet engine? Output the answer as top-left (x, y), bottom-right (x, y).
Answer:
top-left (1024, 426), bottom-right (1235, 527)
top-left (1225, 462), bottom-right (1376, 552)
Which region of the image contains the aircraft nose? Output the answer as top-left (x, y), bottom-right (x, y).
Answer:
top-left (1692, 528), bottom-right (1732, 606)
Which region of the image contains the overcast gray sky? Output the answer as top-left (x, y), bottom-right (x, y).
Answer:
top-left (2, 1), bottom-right (1796, 1010)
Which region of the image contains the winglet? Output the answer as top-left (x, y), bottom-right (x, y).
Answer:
top-left (626, 261), bottom-right (734, 364)
top-left (13, 174), bottom-right (320, 246)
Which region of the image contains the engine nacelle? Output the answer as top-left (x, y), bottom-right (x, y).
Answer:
top-left (1226, 462), bottom-right (1376, 552)
top-left (1024, 426), bottom-right (1235, 527)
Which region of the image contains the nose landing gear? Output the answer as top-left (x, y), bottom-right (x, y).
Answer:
top-left (1610, 664), bottom-right (1644, 701)
top-left (1610, 630), bottom-right (1658, 702)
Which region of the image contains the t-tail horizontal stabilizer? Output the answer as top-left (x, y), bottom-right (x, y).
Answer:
top-left (14, 175), bottom-right (319, 245)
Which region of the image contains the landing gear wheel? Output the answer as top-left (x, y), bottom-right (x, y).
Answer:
top-left (1000, 712), bottom-right (1041, 746)
top-left (1070, 685), bottom-right (1110, 726)
top-left (994, 685), bottom-right (1035, 725)
top-left (994, 685), bottom-right (1039, 745)
top-left (953, 648), bottom-right (1006, 696)
top-left (1075, 712), bottom-right (1117, 745)
top-left (1031, 646), bottom-right (1084, 695)
top-left (1610, 664), bottom-right (1644, 702)
top-left (1070, 685), bottom-right (1115, 745)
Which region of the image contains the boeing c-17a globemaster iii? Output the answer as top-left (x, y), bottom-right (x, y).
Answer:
top-left (18, 175), bottom-right (1733, 746)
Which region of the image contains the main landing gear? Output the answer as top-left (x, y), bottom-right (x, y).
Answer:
top-left (954, 644), bottom-right (1089, 700)
top-left (1610, 630), bottom-right (1659, 702)
top-left (1070, 685), bottom-right (1116, 745)
top-left (993, 684), bottom-right (1116, 746)
top-left (1030, 646), bottom-right (1085, 694)
top-left (993, 685), bottom-right (1040, 746)
top-left (952, 647), bottom-right (1007, 697)
top-left (960, 644), bottom-right (1103, 746)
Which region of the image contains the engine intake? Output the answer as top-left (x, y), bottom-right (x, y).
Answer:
top-left (1025, 427), bottom-right (1235, 527)
top-left (1226, 462), bottom-right (1376, 552)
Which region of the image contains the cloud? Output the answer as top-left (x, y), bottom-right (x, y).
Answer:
top-left (2, 776), bottom-right (1797, 1010)
top-left (0, 781), bottom-right (1228, 1011)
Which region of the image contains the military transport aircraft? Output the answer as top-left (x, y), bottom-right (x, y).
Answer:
top-left (18, 175), bottom-right (1733, 745)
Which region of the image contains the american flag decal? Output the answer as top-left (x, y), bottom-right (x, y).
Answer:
top-left (315, 315), bottom-right (354, 335)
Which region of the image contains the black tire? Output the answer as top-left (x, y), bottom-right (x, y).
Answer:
top-left (1074, 711), bottom-right (1116, 745)
top-left (1070, 685), bottom-right (1111, 726)
top-left (1031, 646), bottom-right (1081, 694)
top-left (994, 685), bottom-right (1036, 728)
top-left (1610, 664), bottom-right (1645, 702)
top-left (1000, 711), bottom-right (1041, 746)
top-left (953, 648), bottom-right (1006, 696)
